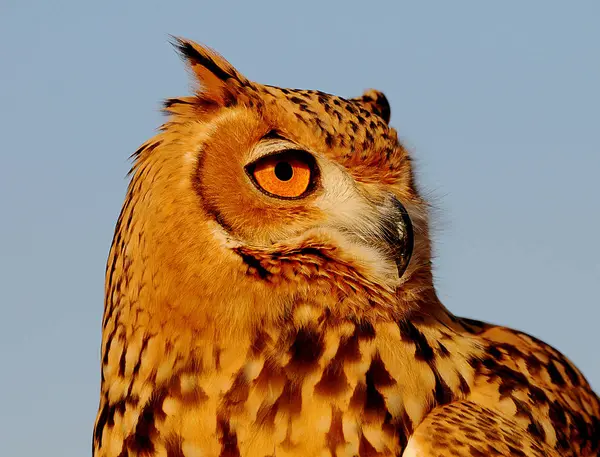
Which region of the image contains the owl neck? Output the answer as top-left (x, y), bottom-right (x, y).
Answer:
top-left (97, 277), bottom-right (482, 455)
top-left (102, 224), bottom-right (465, 386)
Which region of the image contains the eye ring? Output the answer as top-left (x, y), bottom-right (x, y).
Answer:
top-left (245, 150), bottom-right (319, 200)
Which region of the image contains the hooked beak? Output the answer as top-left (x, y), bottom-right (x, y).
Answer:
top-left (335, 193), bottom-right (414, 280)
top-left (380, 196), bottom-right (414, 279)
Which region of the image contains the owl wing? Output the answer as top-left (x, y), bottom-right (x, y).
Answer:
top-left (402, 401), bottom-right (559, 457)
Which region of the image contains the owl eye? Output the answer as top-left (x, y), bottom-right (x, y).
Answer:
top-left (246, 150), bottom-right (317, 199)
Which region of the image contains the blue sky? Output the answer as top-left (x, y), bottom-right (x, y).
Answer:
top-left (1, 1), bottom-right (598, 456)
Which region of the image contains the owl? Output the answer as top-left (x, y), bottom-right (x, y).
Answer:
top-left (93, 38), bottom-right (600, 457)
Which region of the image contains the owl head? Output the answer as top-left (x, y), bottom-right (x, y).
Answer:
top-left (114, 38), bottom-right (435, 333)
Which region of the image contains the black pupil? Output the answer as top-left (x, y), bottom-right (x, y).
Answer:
top-left (274, 161), bottom-right (294, 181)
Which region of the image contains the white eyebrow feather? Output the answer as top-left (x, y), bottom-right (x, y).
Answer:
top-left (244, 139), bottom-right (300, 164)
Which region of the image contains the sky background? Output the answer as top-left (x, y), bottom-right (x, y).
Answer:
top-left (1, 1), bottom-right (598, 456)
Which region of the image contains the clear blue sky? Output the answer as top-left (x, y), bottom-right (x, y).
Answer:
top-left (1, 1), bottom-right (598, 456)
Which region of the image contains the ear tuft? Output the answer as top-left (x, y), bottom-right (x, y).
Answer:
top-left (171, 37), bottom-right (248, 105)
top-left (354, 89), bottom-right (391, 124)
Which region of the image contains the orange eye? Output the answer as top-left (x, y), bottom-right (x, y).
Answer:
top-left (247, 151), bottom-right (316, 199)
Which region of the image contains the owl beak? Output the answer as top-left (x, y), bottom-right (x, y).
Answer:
top-left (379, 196), bottom-right (414, 279)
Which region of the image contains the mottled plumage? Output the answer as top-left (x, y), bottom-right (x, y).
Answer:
top-left (93, 38), bottom-right (600, 457)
